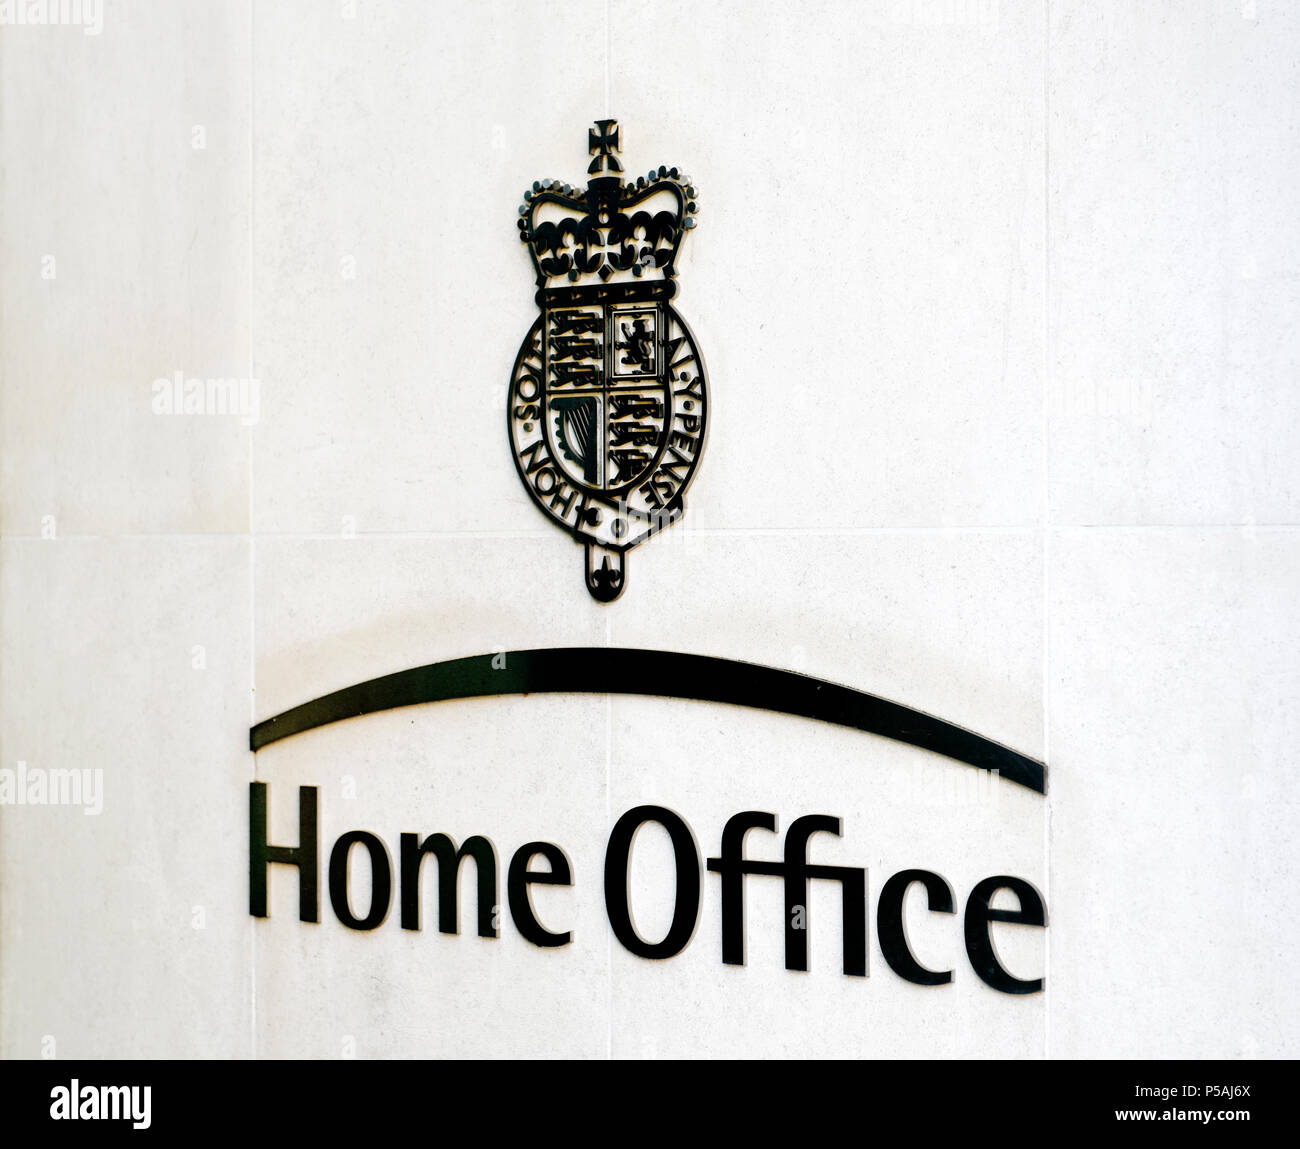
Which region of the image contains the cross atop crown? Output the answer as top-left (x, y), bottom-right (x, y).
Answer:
top-left (588, 119), bottom-right (623, 175)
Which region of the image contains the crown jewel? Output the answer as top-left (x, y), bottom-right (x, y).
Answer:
top-left (517, 120), bottom-right (700, 293)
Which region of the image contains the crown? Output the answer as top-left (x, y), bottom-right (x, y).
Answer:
top-left (517, 120), bottom-right (700, 298)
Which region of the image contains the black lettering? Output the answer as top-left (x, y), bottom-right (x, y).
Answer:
top-left (548, 482), bottom-right (577, 517)
top-left (605, 805), bottom-right (701, 959)
top-left (877, 869), bottom-right (954, 986)
top-left (508, 842), bottom-right (573, 947)
top-left (782, 815), bottom-right (866, 977)
top-left (328, 830), bottom-right (392, 931)
top-left (964, 875), bottom-right (1046, 994)
top-left (399, 832), bottom-right (498, 937)
top-left (518, 437), bottom-right (548, 474)
top-left (516, 372), bottom-right (540, 402)
top-left (705, 810), bottom-right (778, 966)
top-left (707, 812), bottom-right (865, 977)
top-left (249, 782), bottom-right (318, 923)
top-left (658, 446), bottom-right (691, 482)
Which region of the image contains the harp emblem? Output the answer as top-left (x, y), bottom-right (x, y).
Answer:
top-left (508, 121), bottom-right (708, 602)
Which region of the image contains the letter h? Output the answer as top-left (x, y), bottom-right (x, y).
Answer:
top-left (250, 782), bottom-right (319, 922)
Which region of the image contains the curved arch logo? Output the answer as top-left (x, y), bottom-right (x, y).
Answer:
top-left (248, 649), bottom-right (1047, 995)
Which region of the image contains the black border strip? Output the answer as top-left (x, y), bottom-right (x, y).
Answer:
top-left (249, 648), bottom-right (1045, 795)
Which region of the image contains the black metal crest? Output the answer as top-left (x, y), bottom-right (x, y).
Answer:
top-left (509, 121), bottom-right (707, 602)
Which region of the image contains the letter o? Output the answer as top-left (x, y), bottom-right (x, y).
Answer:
top-left (329, 831), bottom-right (392, 931)
top-left (604, 805), bottom-right (701, 959)
top-left (516, 373), bottom-right (539, 402)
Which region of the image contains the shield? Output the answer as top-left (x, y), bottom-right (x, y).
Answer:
top-left (509, 122), bottom-right (706, 602)
top-left (546, 302), bottom-right (669, 492)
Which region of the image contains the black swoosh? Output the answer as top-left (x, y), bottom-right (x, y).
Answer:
top-left (249, 648), bottom-right (1045, 795)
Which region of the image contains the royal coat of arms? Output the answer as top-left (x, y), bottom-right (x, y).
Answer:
top-left (509, 121), bottom-right (707, 602)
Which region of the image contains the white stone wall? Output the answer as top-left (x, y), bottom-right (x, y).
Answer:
top-left (1, 0), bottom-right (1296, 1058)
